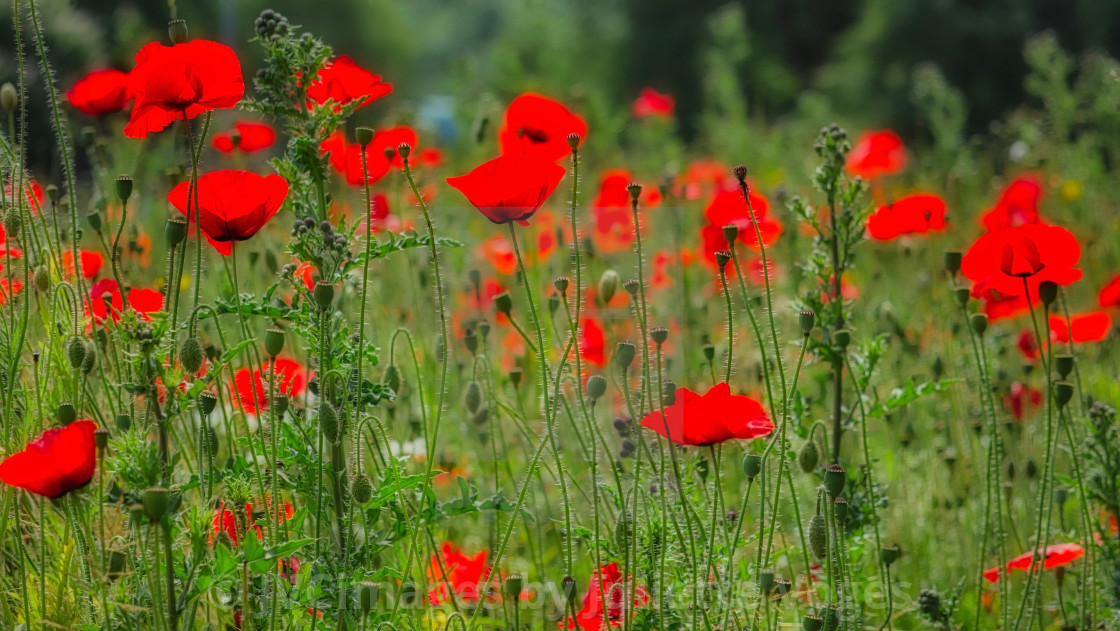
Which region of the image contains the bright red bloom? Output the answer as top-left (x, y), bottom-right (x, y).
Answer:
top-left (66, 68), bottom-right (131, 116)
top-left (124, 40), bottom-right (244, 138)
top-left (418, 147), bottom-right (443, 167)
top-left (231, 358), bottom-right (307, 415)
top-left (0, 279), bottom-right (22, 305)
top-left (211, 498), bottom-right (293, 546)
top-left (1004, 382), bottom-right (1042, 421)
top-left (212, 121), bottom-right (277, 154)
top-left (319, 131), bottom-right (391, 187)
top-left (62, 250), bottom-right (104, 280)
top-left (1099, 274), bottom-right (1120, 308)
top-left (306, 56), bottom-right (392, 112)
top-left (168, 170), bottom-right (289, 255)
top-left (961, 224), bottom-right (1082, 298)
top-left (1049, 312), bottom-right (1112, 344)
top-left (0, 420), bottom-right (97, 498)
top-left (447, 155), bottom-right (565, 225)
top-left (1017, 330), bottom-right (1039, 361)
top-left (498, 93), bottom-right (587, 163)
top-left (427, 542), bottom-right (492, 605)
top-left (700, 188), bottom-right (781, 263)
top-left (980, 175), bottom-right (1044, 232)
top-left (983, 543), bottom-right (1084, 583)
top-left (866, 194), bottom-right (947, 241)
top-left (974, 285), bottom-right (1037, 323)
top-left (371, 126), bottom-right (418, 169)
top-left (88, 278), bottom-right (164, 323)
top-left (579, 319), bottom-right (606, 368)
top-left (561, 563), bottom-right (649, 630)
top-left (588, 170), bottom-right (662, 253)
top-left (5, 179), bottom-right (45, 213)
top-left (639, 383), bottom-right (773, 446)
top-left (478, 234), bottom-right (517, 275)
top-left (846, 130), bottom-right (907, 179)
top-left (632, 87), bottom-right (675, 118)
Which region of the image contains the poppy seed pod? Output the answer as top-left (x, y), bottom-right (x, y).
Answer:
top-left (319, 402), bottom-right (339, 442)
top-left (650, 327), bottom-right (669, 345)
top-left (264, 327), bottom-right (285, 358)
top-left (478, 319), bottom-right (491, 340)
top-left (742, 452), bottom-right (762, 479)
top-left (809, 513), bottom-right (828, 559)
top-left (614, 341), bottom-right (636, 369)
top-left (661, 380), bottom-right (676, 406)
top-left (553, 276), bottom-right (570, 295)
top-left (623, 278), bottom-right (641, 297)
top-left (944, 251), bottom-right (962, 276)
top-left (1055, 354), bottom-right (1074, 379)
top-left (0, 82), bottom-right (16, 113)
top-left (351, 474), bottom-right (373, 504)
top-left (143, 487), bottom-right (170, 520)
top-left (566, 133), bottom-right (581, 151)
top-left (702, 342), bottom-right (715, 363)
top-left (823, 464), bottom-right (846, 498)
top-left (168, 19), bottom-right (188, 44)
top-left (66, 336), bottom-right (87, 369)
top-left (799, 310), bottom-right (816, 335)
top-left (115, 413), bottom-right (132, 431)
top-left (798, 440), bottom-right (820, 473)
top-left (271, 393), bottom-right (289, 417)
top-left (504, 574), bottom-right (524, 600)
top-left (732, 165), bottom-right (749, 182)
top-left (954, 287), bottom-right (970, 306)
top-left (56, 402), bottom-right (76, 425)
top-left (397, 143), bottom-right (412, 160)
top-left (355, 126), bottom-right (374, 147)
top-left (833, 329), bottom-right (850, 350)
top-left (165, 216), bottom-right (188, 247)
top-left (561, 575), bottom-right (578, 604)
top-left (970, 313), bottom-right (988, 336)
top-left (598, 269), bottom-right (619, 303)
top-left (627, 182), bottom-right (642, 202)
top-left (880, 545), bottom-right (901, 566)
top-left (586, 374), bottom-right (607, 402)
top-left (494, 291), bottom-right (513, 316)
top-left (510, 367), bottom-right (523, 388)
top-left (358, 581), bottom-right (379, 613)
top-left (464, 381), bottom-right (483, 414)
top-left (86, 210), bottom-right (102, 233)
top-left (548, 292), bottom-right (561, 315)
top-left (714, 250), bottom-right (732, 270)
top-left (803, 614), bottom-right (824, 631)
top-left (723, 224), bottom-right (738, 246)
top-left (94, 427), bottom-right (110, 451)
top-left (463, 329), bottom-right (478, 354)
top-left (198, 391), bottom-right (218, 416)
top-left (383, 365), bottom-right (401, 392)
top-left (833, 496), bottom-right (849, 521)
top-left (313, 280), bottom-right (335, 310)
top-left (1038, 281), bottom-right (1058, 306)
top-left (1055, 381), bottom-right (1074, 408)
top-left (758, 569), bottom-right (775, 594)
top-left (115, 175), bottom-right (134, 203)
top-left (179, 337), bottom-right (204, 374)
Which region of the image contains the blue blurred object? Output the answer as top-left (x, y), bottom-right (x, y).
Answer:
top-left (418, 95), bottom-right (457, 145)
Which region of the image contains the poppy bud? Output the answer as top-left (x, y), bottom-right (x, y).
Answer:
top-left (614, 341), bottom-right (636, 369)
top-left (128, 502), bottom-right (146, 527)
top-left (626, 182), bottom-right (642, 202)
top-left (115, 413), bottom-right (132, 431)
top-left (566, 133), bottom-right (581, 150)
top-left (742, 452), bottom-right (762, 479)
top-left (351, 473), bottom-right (373, 504)
top-left (970, 313), bottom-right (988, 336)
top-left (463, 329), bottom-right (478, 354)
top-left (81, 343), bottom-right (96, 374)
top-left (504, 574), bottom-right (524, 600)
top-left (56, 401), bottom-right (76, 425)
top-left (553, 276), bottom-right (570, 295)
top-left (313, 280), bottom-right (335, 310)
top-left (33, 265), bottom-right (50, 292)
top-left (798, 440), bottom-right (820, 473)
top-left (2, 207), bottom-right (20, 238)
top-left (808, 513), bottom-right (828, 559)
top-left (548, 292), bottom-right (561, 315)
top-left (165, 216), bottom-right (188, 247)
top-left (832, 496), bottom-right (849, 521)
top-left (586, 374), bottom-right (607, 402)
top-left (944, 251), bottom-right (962, 276)
top-left (880, 545), bottom-right (901, 566)
top-left (732, 165), bottom-right (749, 182)
top-left (0, 83), bottom-right (16, 113)
top-left (168, 19), bottom-right (189, 44)
top-left (1038, 281), bottom-right (1058, 306)
top-left (383, 365), bottom-right (401, 392)
top-left (803, 614), bottom-right (824, 631)
top-left (1055, 354), bottom-right (1073, 379)
top-left (723, 224), bottom-right (738, 246)
top-left (272, 394), bottom-right (289, 417)
top-left (66, 336), bottom-right (87, 369)
top-left (1055, 381), bottom-right (1074, 408)
top-left (510, 366), bottom-right (523, 388)
top-left (86, 210), bottom-right (102, 233)
top-left (478, 319), bottom-right (491, 340)
top-left (561, 575), bottom-right (578, 604)
top-left (799, 310), bottom-right (816, 335)
top-left (932, 356), bottom-right (944, 380)
top-left (598, 269), bottom-right (619, 303)
top-left (494, 291), bottom-right (513, 316)
top-left (714, 250), bottom-right (732, 270)
top-left (319, 402), bottom-right (339, 442)
top-left (650, 327), bottom-right (668, 345)
top-left (623, 278), bottom-right (641, 297)
top-left (954, 287), bottom-right (970, 306)
top-left (833, 329), bottom-right (850, 350)
top-left (1054, 487), bottom-right (1068, 508)
top-left (823, 464), bottom-right (846, 498)
top-left (198, 391), bottom-right (218, 416)
top-left (1025, 458), bottom-right (1037, 478)
top-left (358, 581), bottom-right (379, 613)
top-left (264, 327), bottom-right (285, 358)
top-left (179, 337), bottom-right (204, 374)
top-left (94, 427), bottom-right (110, 452)
top-left (143, 487), bottom-right (170, 520)
top-left (355, 127), bottom-right (374, 147)
top-left (758, 569), bottom-right (775, 594)
top-left (115, 175), bottom-right (134, 203)
top-left (397, 143), bottom-right (412, 161)
top-left (464, 381), bottom-right (482, 414)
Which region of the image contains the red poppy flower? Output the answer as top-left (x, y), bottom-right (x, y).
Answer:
top-left (589, 170), bottom-right (661, 253)
top-left (66, 68), bottom-right (131, 116)
top-left (980, 175), bottom-right (1044, 232)
top-left (427, 542), bottom-right (492, 605)
top-left (498, 93), bottom-right (587, 163)
top-left (168, 170), bottom-right (289, 255)
top-left (5, 179), bottom-right (45, 214)
top-left (866, 193), bottom-right (947, 241)
top-left (418, 147), bottom-right (443, 167)
top-left (371, 126), bottom-right (418, 169)
top-left (1049, 312), bottom-right (1111, 344)
top-left (447, 154), bottom-right (565, 225)
top-left (124, 40), bottom-right (245, 138)
top-left (639, 383), bottom-right (772, 446)
top-left (846, 130), bottom-right (907, 179)
top-left (632, 87), bottom-right (675, 119)
top-left (983, 542), bottom-right (1083, 583)
top-left (961, 224), bottom-right (1082, 298)
top-left (478, 234), bottom-right (517, 275)
top-left (212, 121), bottom-right (277, 154)
top-left (1016, 330), bottom-right (1039, 361)
top-left (319, 131), bottom-right (391, 187)
top-left (700, 188), bottom-right (781, 263)
top-left (678, 159), bottom-right (732, 201)
top-left (974, 285), bottom-right (1037, 323)
top-left (579, 319), bottom-right (606, 368)
top-left (0, 279), bottom-right (23, 305)
top-left (0, 420), bottom-right (97, 498)
top-left (88, 278), bottom-right (164, 323)
top-left (306, 55), bottom-right (392, 112)
top-left (1099, 274), bottom-right (1120, 308)
top-left (61, 250), bottom-right (104, 280)
top-left (212, 497), bottom-right (294, 546)
top-left (1004, 382), bottom-right (1042, 421)
top-left (560, 563), bottom-right (649, 630)
top-left (293, 261), bottom-right (316, 292)
top-left (231, 358), bottom-right (307, 415)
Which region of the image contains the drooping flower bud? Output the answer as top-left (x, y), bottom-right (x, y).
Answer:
top-left (598, 269), bottom-right (619, 303)
top-left (66, 336), bottom-right (87, 369)
top-left (586, 374), bottom-right (607, 402)
top-left (319, 402), bottom-right (339, 442)
top-left (351, 473), bottom-right (373, 504)
top-left (179, 337), bottom-right (204, 373)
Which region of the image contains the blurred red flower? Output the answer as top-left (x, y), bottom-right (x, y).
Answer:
top-left (427, 542), bottom-right (493, 605)
top-left (980, 175), bottom-right (1044, 232)
top-left (124, 40), bottom-right (244, 138)
top-left (212, 121), bottom-right (277, 154)
top-left (5, 178), bottom-right (45, 214)
top-left (1098, 274), bottom-right (1120, 308)
top-left (846, 130), bottom-right (907, 179)
top-left (447, 155), bottom-right (565, 225)
top-left (961, 224), bottom-right (1081, 298)
top-left (88, 278), bottom-right (164, 323)
top-left (640, 383), bottom-right (772, 446)
top-left (0, 420), bottom-right (97, 498)
top-left (371, 126), bottom-right (418, 169)
top-left (560, 563), bottom-right (649, 630)
top-left (1049, 312), bottom-right (1111, 344)
top-left (320, 131), bottom-right (391, 186)
top-left (212, 498), bottom-right (295, 546)
top-left (61, 249), bottom-right (104, 280)
top-left (1004, 381), bottom-right (1042, 421)
top-left (498, 93), bottom-right (587, 163)
top-left (168, 170), bottom-right (289, 255)
top-left (866, 193), bottom-right (947, 241)
top-left (983, 542), bottom-right (1083, 583)
top-left (579, 318), bottom-right (606, 368)
top-left (632, 87), bottom-right (675, 118)
top-left (230, 358), bottom-right (307, 415)
top-left (700, 188), bottom-right (781, 264)
top-left (66, 68), bottom-right (131, 116)
top-left (306, 55), bottom-right (392, 112)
